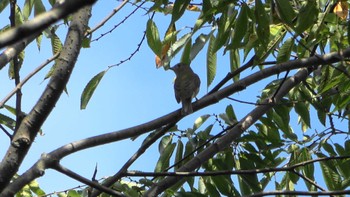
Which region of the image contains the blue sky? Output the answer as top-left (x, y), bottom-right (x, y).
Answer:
top-left (0, 0), bottom-right (348, 195)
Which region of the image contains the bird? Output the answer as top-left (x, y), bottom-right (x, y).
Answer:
top-left (170, 63), bottom-right (200, 115)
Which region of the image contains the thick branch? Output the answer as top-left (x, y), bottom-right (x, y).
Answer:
top-left (0, 0), bottom-right (97, 49)
top-left (0, 6), bottom-right (92, 194)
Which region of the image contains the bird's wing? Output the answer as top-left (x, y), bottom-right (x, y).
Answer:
top-left (174, 79), bottom-right (181, 103)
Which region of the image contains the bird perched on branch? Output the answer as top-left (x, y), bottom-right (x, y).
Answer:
top-left (170, 63), bottom-right (200, 115)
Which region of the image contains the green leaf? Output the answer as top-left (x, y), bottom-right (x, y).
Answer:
top-left (174, 140), bottom-right (184, 171)
top-left (35, 33), bottom-right (42, 51)
top-left (146, 19), bottom-right (162, 56)
top-left (0, 0), bottom-right (9, 13)
top-left (34, 0), bottom-right (46, 16)
top-left (23, 0), bottom-right (35, 20)
top-left (211, 176), bottom-right (234, 196)
top-left (8, 50), bottom-right (24, 79)
top-left (15, 5), bottom-right (24, 25)
top-left (213, 5), bottom-right (236, 53)
top-left (80, 70), bottom-right (106, 109)
top-left (193, 114), bottom-right (210, 131)
top-left (50, 31), bottom-right (62, 55)
top-left (206, 34), bottom-right (217, 87)
top-left (181, 37), bottom-right (192, 65)
top-left (274, 0), bottom-right (296, 26)
top-left (230, 3), bottom-right (248, 49)
top-left (171, 0), bottom-right (191, 23)
top-left (159, 135), bottom-right (173, 154)
top-left (229, 49), bottom-right (240, 81)
top-left (67, 190), bottom-right (80, 197)
top-left (203, 177), bottom-right (221, 197)
top-left (29, 180), bottom-right (45, 195)
top-left (226, 104), bottom-right (237, 123)
top-left (277, 37), bottom-right (294, 63)
top-left (294, 102), bottom-right (311, 130)
top-left (166, 32), bottom-right (192, 64)
top-left (255, 24), bottom-right (286, 62)
top-left (155, 142), bottom-right (176, 172)
top-left (0, 113), bottom-right (16, 130)
top-left (295, 1), bottom-right (318, 34)
top-left (255, 0), bottom-right (270, 46)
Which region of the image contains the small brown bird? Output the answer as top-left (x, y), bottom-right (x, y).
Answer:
top-left (170, 63), bottom-right (200, 115)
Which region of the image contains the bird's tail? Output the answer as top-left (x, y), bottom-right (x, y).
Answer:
top-left (181, 99), bottom-right (193, 115)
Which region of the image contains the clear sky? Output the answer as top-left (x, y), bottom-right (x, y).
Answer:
top-left (0, 0), bottom-right (348, 195)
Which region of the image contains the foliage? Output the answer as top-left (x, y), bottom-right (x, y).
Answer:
top-left (1, 0), bottom-right (350, 196)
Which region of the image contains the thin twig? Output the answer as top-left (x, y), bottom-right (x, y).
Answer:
top-left (0, 53), bottom-right (59, 108)
top-left (0, 124), bottom-right (12, 139)
top-left (123, 155), bottom-right (350, 177)
top-left (53, 163), bottom-right (125, 197)
top-left (91, 1), bottom-right (146, 42)
top-left (86, 0), bottom-right (129, 37)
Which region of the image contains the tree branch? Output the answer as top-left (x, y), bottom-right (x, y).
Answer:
top-left (0, 0), bottom-right (97, 49)
top-left (121, 155), bottom-right (350, 177)
top-left (0, 6), bottom-right (92, 194)
top-left (91, 122), bottom-right (177, 196)
top-left (248, 189), bottom-right (350, 197)
top-left (53, 163), bottom-right (125, 197)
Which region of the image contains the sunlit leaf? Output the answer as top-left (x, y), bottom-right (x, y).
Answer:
top-left (193, 114), bottom-right (210, 131)
top-left (67, 190), bottom-right (80, 197)
top-left (146, 19), bottom-right (162, 57)
top-left (334, 1), bottom-right (348, 20)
